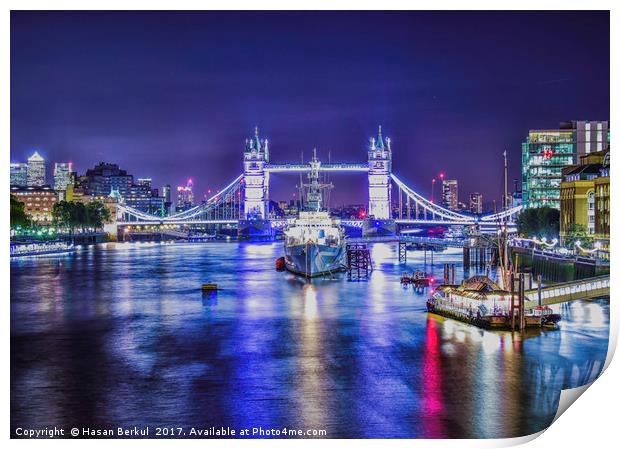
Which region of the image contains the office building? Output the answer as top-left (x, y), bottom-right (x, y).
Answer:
top-left (442, 179), bottom-right (458, 210)
top-left (122, 184), bottom-right (165, 215)
top-left (84, 162), bottom-right (133, 196)
top-left (469, 192), bottom-right (483, 214)
top-left (27, 151), bottom-right (46, 187)
top-left (176, 178), bottom-right (194, 212)
top-left (10, 163), bottom-right (28, 186)
top-left (162, 184), bottom-right (172, 215)
top-left (522, 120), bottom-right (609, 209)
top-left (54, 162), bottom-right (74, 197)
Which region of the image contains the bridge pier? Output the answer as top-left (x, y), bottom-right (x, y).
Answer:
top-left (238, 218), bottom-right (274, 241)
top-left (362, 219), bottom-right (396, 238)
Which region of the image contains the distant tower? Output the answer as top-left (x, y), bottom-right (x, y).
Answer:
top-left (367, 126), bottom-right (392, 219)
top-left (27, 151), bottom-right (46, 186)
top-left (54, 162), bottom-right (73, 192)
top-left (243, 127), bottom-right (269, 219)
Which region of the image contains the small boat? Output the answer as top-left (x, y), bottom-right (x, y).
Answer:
top-left (201, 283), bottom-right (218, 291)
top-left (534, 306), bottom-right (562, 327)
top-left (412, 270), bottom-right (434, 287)
top-left (10, 240), bottom-right (76, 258)
top-left (275, 257), bottom-right (286, 272)
top-left (400, 271), bottom-right (435, 287)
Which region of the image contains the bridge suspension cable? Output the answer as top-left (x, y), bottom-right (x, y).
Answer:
top-left (118, 174), bottom-right (244, 223)
top-left (479, 205), bottom-right (523, 221)
top-left (390, 174), bottom-right (474, 222)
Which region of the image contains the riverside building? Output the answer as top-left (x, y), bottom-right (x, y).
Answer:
top-left (559, 149), bottom-right (610, 248)
top-left (522, 120), bottom-right (609, 209)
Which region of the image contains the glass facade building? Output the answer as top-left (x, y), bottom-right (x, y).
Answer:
top-left (10, 163), bottom-right (28, 186)
top-left (26, 151), bottom-right (46, 187)
top-left (521, 121), bottom-right (609, 209)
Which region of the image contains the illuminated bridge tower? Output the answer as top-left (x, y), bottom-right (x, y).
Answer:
top-left (243, 127), bottom-right (269, 219)
top-left (240, 127), bottom-right (274, 239)
top-left (364, 126), bottom-right (396, 236)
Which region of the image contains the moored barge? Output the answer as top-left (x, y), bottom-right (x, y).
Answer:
top-left (426, 275), bottom-right (560, 330)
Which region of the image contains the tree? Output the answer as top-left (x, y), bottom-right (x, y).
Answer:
top-left (516, 207), bottom-right (559, 239)
top-left (53, 200), bottom-right (110, 232)
top-left (86, 201), bottom-right (110, 229)
top-left (10, 195), bottom-right (30, 228)
top-left (563, 223), bottom-right (593, 249)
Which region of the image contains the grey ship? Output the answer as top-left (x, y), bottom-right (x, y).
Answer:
top-left (283, 150), bottom-right (346, 277)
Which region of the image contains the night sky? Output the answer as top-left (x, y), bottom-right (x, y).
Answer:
top-left (10, 11), bottom-right (610, 206)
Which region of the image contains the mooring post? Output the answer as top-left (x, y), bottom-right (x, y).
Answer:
top-left (510, 272), bottom-right (515, 331)
top-left (519, 275), bottom-right (525, 331)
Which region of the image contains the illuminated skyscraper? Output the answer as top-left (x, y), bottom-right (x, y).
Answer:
top-left (176, 178), bottom-right (194, 212)
top-left (442, 179), bottom-right (458, 210)
top-left (10, 163), bottom-right (28, 186)
top-left (83, 162), bottom-right (133, 196)
top-left (162, 184), bottom-right (172, 215)
top-left (54, 162), bottom-right (73, 192)
top-left (469, 192), bottom-right (483, 214)
top-left (27, 151), bottom-right (46, 186)
top-left (521, 120), bottom-right (610, 209)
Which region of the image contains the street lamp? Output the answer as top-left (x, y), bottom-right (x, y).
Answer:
top-left (431, 178), bottom-right (436, 203)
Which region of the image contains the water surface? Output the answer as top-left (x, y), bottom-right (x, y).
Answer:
top-left (11, 242), bottom-right (610, 438)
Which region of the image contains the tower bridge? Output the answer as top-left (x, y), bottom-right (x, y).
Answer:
top-left (115, 127), bottom-right (522, 238)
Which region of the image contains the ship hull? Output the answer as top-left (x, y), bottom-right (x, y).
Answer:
top-left (284, 242), bottom-right (346, 277)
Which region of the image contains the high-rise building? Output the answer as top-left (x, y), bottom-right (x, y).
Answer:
top-left (123, 184), bottom-right (152, 212)
top-left (27, 151), bottom-right (46, 186)
top-left (54, 162), bottom-right (73, 192)
top-left (176, 179), bottom-right (194, 212)
top-left (522, 120), bottom-right (609, 209)
top-left (442, 179), bottom-right (458, 210)
top-left (84, 162), bottom-right (133, 196)
top-left (162, 184), bottom-right (172, 216)
top-left (10, 163), bottom-right (28, 186)
top-left (469, 192), bottom-right (483, 214)
top-left (162, 184), bottom-right (171, 203)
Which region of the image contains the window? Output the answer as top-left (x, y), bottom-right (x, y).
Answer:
top-left (587, 191), bottom-right (596, 234)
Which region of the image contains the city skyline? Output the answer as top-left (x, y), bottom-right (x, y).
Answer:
top-left (10, 11), bottom-right (609, 204)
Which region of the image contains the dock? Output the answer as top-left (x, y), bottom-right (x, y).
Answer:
top-left (346, 243), bottom-right (373, 280)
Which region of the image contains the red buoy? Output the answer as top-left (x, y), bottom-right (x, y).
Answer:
top-left (275, 257), bottom-right (286, 272)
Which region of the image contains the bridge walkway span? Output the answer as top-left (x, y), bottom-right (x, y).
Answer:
top-left (523, 275), bottom-right (609, 308)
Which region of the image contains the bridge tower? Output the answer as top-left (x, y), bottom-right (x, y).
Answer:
top-left (367, 126), bottom-right (392, 219)
top-left (243, 127), bottom-right (269, 219)
top-left (364, 126), bottom-right (396, 236)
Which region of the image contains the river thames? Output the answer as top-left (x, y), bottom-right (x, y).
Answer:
top-left (10, 242), bottom-right (610, 438)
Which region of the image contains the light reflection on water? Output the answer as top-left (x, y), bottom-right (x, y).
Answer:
top-left (11, 242), bottom-right (609, 438)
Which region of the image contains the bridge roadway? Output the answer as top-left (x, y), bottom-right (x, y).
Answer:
top-left (523, 275), bottom-right (610, 308)
top-left (265, 163), bottom-right (369, 172)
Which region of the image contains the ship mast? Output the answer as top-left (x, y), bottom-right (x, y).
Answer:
top-left (301, 149), bottom-right (333, 212)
